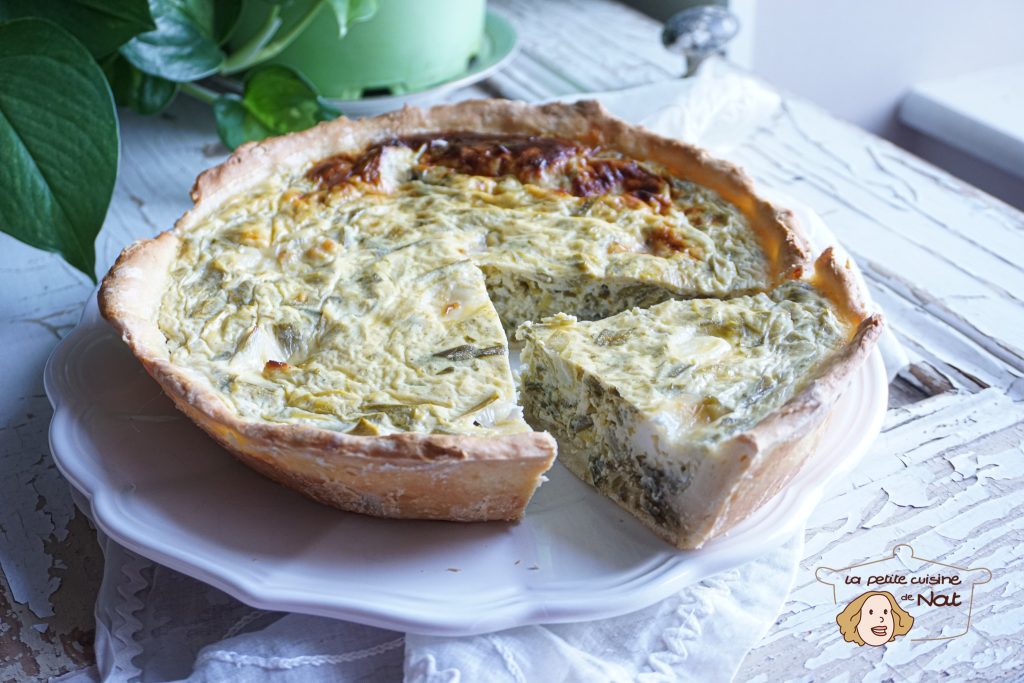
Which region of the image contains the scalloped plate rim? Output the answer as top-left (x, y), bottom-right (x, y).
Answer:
top-left (44, 292), bottom-right (886, 635)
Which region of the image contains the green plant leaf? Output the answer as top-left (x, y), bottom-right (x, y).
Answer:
top-left (0, 18), bottom-right (119, 281)
top-left (323, 0), bottom-right (377, 37)
top-left (213, 0), bottom-right (243, 44)
top-left (0, 0), bottom-right (154, 58)
top-left (121, 0), bottom-right (224, 82)
top-left (212, 95), bottom-right (270, 151)
top-left (243, 65), bottom-right (340, 131)
top-left (213, 65), bottom-right (339, 150)
top-left (103, 54), bottom-right (179, 115)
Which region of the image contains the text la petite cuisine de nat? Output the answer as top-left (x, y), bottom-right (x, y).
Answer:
top-left (845, 572), bottom-right (964, 607)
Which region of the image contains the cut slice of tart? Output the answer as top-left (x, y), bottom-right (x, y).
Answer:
top-left (517, 250), bottom-right (883, 548)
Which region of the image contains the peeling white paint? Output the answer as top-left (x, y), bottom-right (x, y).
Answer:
top-left (0, 395), bottom-right (78, 618)
top-left (727, 85), bottom-right (1024, 675)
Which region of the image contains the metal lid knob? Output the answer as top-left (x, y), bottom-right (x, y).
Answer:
top-left (662, 6), bottom-right (740, 77)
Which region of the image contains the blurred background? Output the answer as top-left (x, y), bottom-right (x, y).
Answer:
top-left (634, 0), bottom-right (1024, 208)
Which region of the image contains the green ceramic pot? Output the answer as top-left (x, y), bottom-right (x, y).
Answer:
top-left (230, 0), bottom-right (487, 99)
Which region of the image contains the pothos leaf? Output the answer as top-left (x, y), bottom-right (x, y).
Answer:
top-left (120, 0), bottom-right (224, 82)
top-left (213, 65), bottom-right (339, 150)
top-left (323, 0), bottom-right (378, 38)
top-left (0, 18), bottom-right (119, 281)
top-left (212, 95), bottom-right (270, 151)
top-left (103, 53), bottom-right (179, 115)
top-left (0, 0), bottom-right (155, 58)
top-left (213, 0), bottom-right (243, 45)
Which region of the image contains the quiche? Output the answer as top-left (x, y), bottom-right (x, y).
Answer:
top-left (518, 250), bottom-right (882, 548)
top-left (99, 99), bottom-right (878, 542)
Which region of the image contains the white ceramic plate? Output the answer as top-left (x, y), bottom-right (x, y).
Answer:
top-left (45, 294), bottom-right (887, 636)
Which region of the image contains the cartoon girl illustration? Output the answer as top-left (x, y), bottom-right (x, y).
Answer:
top-left (836, 591), bottom-right (914, 646)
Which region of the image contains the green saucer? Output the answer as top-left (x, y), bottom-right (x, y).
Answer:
top-left (229, 0), bottom-right (518, 115)
top-left (325, 11), bottom-right (518, 117)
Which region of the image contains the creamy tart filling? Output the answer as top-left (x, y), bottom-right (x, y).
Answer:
top-left (160, 229), bottom-right (525, 436)
top-left (158, 133), bottom-right (780, 438)
top-left (305, 134), bottom-right (774, 332)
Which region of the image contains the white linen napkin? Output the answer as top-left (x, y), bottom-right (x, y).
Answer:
top-left (71, 62), bottom-right (908, 683)
top-left (75, 526), bottom-right (801, 683)
top-left (403, 534), bottom-right (801, 683)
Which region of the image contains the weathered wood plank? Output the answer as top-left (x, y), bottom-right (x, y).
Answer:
top-left (489, 0), bottom-right (679, 96)
top-left (739, 392), bottom-right (1024, 682)
top-left (728, 100), bottom-right (1024, 396)
top-left (0, 95), bottom-right (224, 681)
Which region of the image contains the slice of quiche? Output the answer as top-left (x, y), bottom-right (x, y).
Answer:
top-left (517, 250), bottom-right (882, 548)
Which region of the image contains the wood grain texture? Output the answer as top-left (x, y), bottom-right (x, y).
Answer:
top-left (1, 1), bottom-right (1021, 679)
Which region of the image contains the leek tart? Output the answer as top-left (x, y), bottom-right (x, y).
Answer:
top-left (99, 100), bottom-right (876, 536)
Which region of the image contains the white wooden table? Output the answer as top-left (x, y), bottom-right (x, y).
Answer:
top-left (2, 1), bottom-right (1021, 679)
